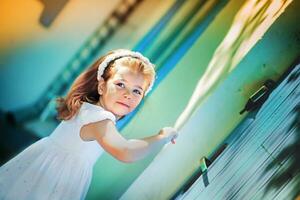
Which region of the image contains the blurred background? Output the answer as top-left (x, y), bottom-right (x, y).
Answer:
top-left (0, 0), bottom-right (299, 199)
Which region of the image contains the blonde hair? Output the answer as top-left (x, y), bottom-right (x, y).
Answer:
top-left (56, 49), bottom-right (155, 121)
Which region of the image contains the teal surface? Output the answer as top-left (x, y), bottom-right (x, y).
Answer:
top-left (180, 63), bottom-right (300, 200)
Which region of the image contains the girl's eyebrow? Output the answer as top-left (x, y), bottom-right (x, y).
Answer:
top-left (118, 79), bottom-right (144, 90)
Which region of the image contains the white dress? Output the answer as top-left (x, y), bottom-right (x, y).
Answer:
top-left (0, 102), bottom-right (116, 200)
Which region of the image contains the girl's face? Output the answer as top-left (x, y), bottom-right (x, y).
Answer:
top-left (98, 64), bottom-right (149, 119)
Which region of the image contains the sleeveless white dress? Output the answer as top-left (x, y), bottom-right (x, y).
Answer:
top-left (0, 102), bottom-right (116, 200)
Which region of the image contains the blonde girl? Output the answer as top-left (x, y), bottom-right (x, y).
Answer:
top-left (0, 49), bottom-right (178, 200)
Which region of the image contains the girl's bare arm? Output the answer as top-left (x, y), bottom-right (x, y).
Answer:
top-left (81, 120), bottom-right (167, 163)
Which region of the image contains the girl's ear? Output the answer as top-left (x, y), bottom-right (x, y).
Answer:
top-left (98, 77), bottom-right (105, 95)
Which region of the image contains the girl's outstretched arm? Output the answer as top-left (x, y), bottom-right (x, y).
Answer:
top-left (80, 120), bottom-right (177, 163)
top-left (125, 127), bottom-right (178, 162)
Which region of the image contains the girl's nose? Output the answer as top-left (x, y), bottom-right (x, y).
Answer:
top-left (123, 90), bottom-right (131, 99)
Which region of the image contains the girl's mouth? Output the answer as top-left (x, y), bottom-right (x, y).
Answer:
top-left (116, 102), bottom-right (130, 108)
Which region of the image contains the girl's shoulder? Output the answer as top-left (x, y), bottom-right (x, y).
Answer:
top-left (77, 102), bottom-right (117, 126)
top-left (80, 102), bottom-right (105, 111)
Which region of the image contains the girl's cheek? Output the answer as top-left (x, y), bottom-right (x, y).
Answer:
top-left (136, 97), bottom-right (142, 105)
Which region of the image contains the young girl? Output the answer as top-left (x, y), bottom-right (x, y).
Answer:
top-left (0, 49), bottom-right (178, 200)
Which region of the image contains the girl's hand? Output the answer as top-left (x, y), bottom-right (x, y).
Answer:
top-left (158, 127), bottom-right (178, 144)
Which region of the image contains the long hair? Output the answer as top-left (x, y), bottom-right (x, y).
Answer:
top-left (56, 49), bottom-right (155, 121)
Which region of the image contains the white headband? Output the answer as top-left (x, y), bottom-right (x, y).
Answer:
top-left (97, 50), bottom-right (155, 96)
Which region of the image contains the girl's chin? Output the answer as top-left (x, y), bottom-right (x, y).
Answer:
top-left (112, 110), bottom-right (130, 118)
top-left (111, 104), bottom-right (135, 117)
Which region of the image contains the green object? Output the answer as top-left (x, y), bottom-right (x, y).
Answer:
top-left (200, 157), bottom-right (208, 173)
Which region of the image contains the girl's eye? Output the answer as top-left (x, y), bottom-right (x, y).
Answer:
top-left (116, 83), bottom-right (125, 88)
top-left (133, 89), bottom-right (142, 95)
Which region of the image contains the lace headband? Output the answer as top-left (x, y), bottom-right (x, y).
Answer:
top-left (97, 50), bottom-right (155, 96)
